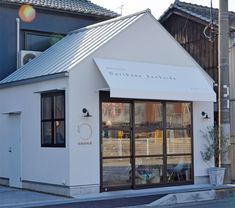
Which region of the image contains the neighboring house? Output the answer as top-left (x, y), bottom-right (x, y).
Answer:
top-left (0, 10), bottom-right (215, 196)
top-left (0, 0), bottom-right (118, 80)
top-left (159, 0), bottom-right (235, 181)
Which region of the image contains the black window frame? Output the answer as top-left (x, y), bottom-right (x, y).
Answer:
top-left (24, 30), bottom-right (65, 52)
top-left (100, 92), bottom-right (194, 191)
top-left (41, 91), bottom-right (66, 148)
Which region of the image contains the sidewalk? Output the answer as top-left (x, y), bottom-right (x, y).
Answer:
top-left (0, 186), bottom-right (69, 208)
top-left (1, 184), bottom-right (235, 208)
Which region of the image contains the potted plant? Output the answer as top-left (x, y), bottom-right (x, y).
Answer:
top-left (200, 126), bottom-right (230, 185)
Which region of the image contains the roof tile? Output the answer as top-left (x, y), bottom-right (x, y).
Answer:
top-left (160, 1), bottom-right (235, 28)
top-left (1, 0), bottom-right (118, 18)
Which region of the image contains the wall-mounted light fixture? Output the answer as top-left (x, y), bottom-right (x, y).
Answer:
top-left (82, 108), bottom-right (92, 117)
top-left (201, 111), bottom-right (210, 119)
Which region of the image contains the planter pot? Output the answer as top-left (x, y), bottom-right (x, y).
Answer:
top-left (208, 167), bottom-right (225, 185)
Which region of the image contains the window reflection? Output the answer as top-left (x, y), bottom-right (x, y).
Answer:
top-left (102, 103), bottom-right (130, 128)
top-left (166, 103), bottom-right (191, 128)
top-left (135, 157), bottom-right (163, 185)
top-left (167, 156), bottom-right (192, 183)
top-left (54, 95), bottom-right (64, 119)
top-left (102, 130), bottom-right (130, 157)
top-left (25, 32), bottom-right (64, 51)
top-left (135, 130), bottom-right (163, 155)
top-left (42, 97), bottom-right (51, 120)
top-left (167, 130), bottom-right (191, 154)
top-left (103, 158), bottom-right (131, 187)
top-left (135, 102), bottom-right (163, 128)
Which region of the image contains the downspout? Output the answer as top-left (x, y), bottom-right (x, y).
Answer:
top-left (16, 18), bottom-right (20, 69)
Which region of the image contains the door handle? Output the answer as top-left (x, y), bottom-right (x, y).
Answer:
top-left (9, 147), bottom-right (12, 153)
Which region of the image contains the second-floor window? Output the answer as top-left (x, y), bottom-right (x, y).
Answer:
top-left (24, 31), bottom-right (64, 51)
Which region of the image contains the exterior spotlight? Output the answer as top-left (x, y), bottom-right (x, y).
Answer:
top-left (201, 111), bottom-right (209, 119)
top-left (82, 108), bottom-right (92, 117)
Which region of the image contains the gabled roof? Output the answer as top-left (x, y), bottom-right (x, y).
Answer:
top-left (159, 0), bottom-right (235, 29)
top-left (0, 10), bottom-right (148, 87)
top-left (1, 0), bottom-right (118, 18)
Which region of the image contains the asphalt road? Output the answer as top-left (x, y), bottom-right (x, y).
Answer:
top-left (35, 194), bottom-right (164, 208)
top-left (162, 197), bottom-right (235, 208)
top-left (35, 196), bottom-right (235, 208)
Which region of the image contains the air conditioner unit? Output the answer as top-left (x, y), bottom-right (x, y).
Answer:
top-left (20, 50), bottom-right (42, 67)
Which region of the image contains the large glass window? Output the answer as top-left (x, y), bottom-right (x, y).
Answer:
top-left (41, 91), bottom-right (65, 147)
top-left (101, 98), bottom-right (193, 191)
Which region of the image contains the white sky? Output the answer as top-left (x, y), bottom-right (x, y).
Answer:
top-left (91, 0), bottom-right (235, 19)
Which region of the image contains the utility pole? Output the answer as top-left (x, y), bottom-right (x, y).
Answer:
top-left (218, 0), bottom-right (231, 182)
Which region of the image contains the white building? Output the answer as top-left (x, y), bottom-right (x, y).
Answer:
top-left (0, 10), bottom-right (216, 196)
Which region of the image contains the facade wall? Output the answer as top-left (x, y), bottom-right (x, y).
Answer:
top-left (0, 78), bottom-right (69, 187)
top-left (0, 5), bottom-right (109, 81)
top-left (0, 13), bottom-right (215, 195)
top-left (67, 14), bottom-right (214, 194)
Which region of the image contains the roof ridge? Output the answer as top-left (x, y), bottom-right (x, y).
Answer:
top-left (86, 0), bottom-right (119, 16)
top-left (176, 1), bottom-right (217, 10)
top-left (1, 0), bottom-right (119, 18)
top-left (69, 9), bottom-right (151, 34)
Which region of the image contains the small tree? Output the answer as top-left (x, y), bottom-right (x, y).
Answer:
top-left (200, 126), bottom-right (230, 167)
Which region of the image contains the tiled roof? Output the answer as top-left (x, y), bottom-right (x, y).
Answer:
top-left (1, 0), bottom-right (118, 18)
top-left (0, 10), bottom-right (148, 86)
top-left (159, 0), bottom-right (235, 28)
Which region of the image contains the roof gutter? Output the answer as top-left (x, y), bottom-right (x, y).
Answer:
top-left (0, 72), bottom-right (69, 89)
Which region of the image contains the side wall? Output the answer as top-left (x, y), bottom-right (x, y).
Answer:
top-left (0, 78), bottom-right (70, 195)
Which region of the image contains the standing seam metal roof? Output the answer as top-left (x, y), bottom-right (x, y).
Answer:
top-left (1, 0), bottom-right (118, 18)
top-left (0, 10), bottom-right (149, 86)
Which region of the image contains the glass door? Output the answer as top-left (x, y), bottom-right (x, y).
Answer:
top-left (101, 102), bottom-right (132, 191)
top-left (133, 102), bottom-right (164, 186)
top-left (165, 102), bottom-right (193, 183)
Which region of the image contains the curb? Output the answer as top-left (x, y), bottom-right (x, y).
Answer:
top-left (144, 187), bottom-right (235, 207)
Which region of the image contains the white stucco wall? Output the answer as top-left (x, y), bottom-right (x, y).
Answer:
top-left (68, 59), bottom-right (105, 188)
top-left (0, 78), bottom-right (70, 186)
top-left (67, 13), bottom-right (215, 188)
top-left (193, 101), bottom-right (214, 178)
top-left (91, 14), bottom-right (213, 85)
